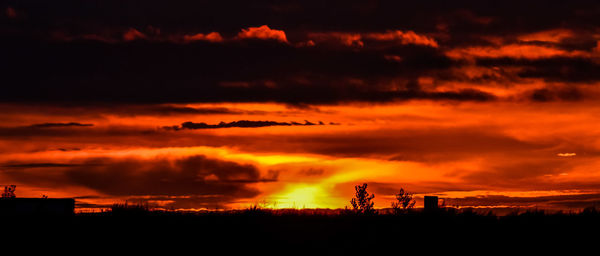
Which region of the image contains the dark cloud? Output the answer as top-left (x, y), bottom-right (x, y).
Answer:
top-left (0, 104), bottom-right (270, 117)
top-left (28, 122), bottom-right (93, 128)
top-left (521, 60), bottom-right (600, 84)
top-left (0, 124), bottom-right (554, 162)
top-left (57, 148), bottom-right (81, 152)
top-left (282, 127), bottom-right (546, 160)
top-left (4, 0), bottom-right (600, 35)
top-left (143, 106), bottom-right (255, 115)
top-left (529, 86), bottom-right (584, 102)
top-left (142, 126), bottom-right (559, 166)
top-left (2, 155), bottom-right (277, 207)
top-left (477, 57), bottom-right (600, 83)
top-left (6, 1), bottom-right (599, 104)
top-left (461, 159), bottom-right (576, 189)
top-left (1, 163), bottom-right (85, 168)
top-left (166, 120), bottom-right (326, 130)
top-left (1, 0), bottom-right (517, 105)
top-left (1, 36), bottom-right (495, 104)
top-left (444, 193), bottom-right (600, 209)
top-left (0, 125), bottom-right (157, 139)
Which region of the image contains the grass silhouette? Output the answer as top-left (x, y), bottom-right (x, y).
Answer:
top-left (3, 206), bottom-right (599, 252)
top-left (109, 202), bottom-right (150, 216)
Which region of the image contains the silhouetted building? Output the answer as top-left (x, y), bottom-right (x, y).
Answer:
top-left (424, 196), bottom-right (438, 210)
top-left (0, 198), bottom-right (75, 216)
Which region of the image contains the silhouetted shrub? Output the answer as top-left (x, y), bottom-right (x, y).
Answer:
top-left (391, 188), bottom-right (415, 214)
top-left (350, 183), bottom-right (376, 215)
top-left (582, 206), bottom-right (599, 215)
top-left (242, 201), bottom-right (273, 216)
top-left (110, 202), bottom-right (150, 216)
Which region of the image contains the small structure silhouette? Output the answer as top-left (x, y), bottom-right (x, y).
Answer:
top-left (424, 196), bottom-right (439, 210)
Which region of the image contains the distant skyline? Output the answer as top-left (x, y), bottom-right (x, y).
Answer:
top-left (2, 1), bottom-right (600, 211)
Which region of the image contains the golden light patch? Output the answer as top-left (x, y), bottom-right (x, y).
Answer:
top-left (557, 153), bottom-right (576, 157)
top-left (270, 184), bottom-right (332, 209)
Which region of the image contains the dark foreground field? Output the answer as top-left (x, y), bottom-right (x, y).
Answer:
top-left (3, 207), bottom-right (600, 253)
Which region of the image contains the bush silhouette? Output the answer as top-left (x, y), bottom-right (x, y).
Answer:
top-left (110, 202), bottom-right (150, 216)
top-left (350, 183), bottom-right (376, 215)
top-left (391, 188), bottom-right (415, 214)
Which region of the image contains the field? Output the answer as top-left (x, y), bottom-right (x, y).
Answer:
top-left (3, 206), bottom-right (599, 253)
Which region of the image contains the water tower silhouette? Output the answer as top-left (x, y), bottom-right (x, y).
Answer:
top-left (424, 196), bottom-right (439, 210)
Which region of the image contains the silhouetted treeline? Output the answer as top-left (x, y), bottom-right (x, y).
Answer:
top-left (3, 205), bottom-right (600, 253)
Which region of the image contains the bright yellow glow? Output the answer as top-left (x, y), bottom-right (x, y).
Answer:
top-left (272, 185), bottom-right (329, 209)
top-left (232, 153), bottom-right (321, 165)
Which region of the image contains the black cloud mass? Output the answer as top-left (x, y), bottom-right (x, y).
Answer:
top-left (3, 0), bottom-right (600, 104)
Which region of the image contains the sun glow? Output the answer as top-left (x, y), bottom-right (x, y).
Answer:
top-left (272, 185), bottom-right (329, 209)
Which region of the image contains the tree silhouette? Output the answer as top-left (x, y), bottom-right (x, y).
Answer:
top-left (391, 188), bottom-right (415, 214)
top-left (350, 183), bottom-right (376, 215)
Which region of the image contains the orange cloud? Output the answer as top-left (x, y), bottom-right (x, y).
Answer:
top-left (557, 153), bottom-right (576, 157)
top-left (4, 101), bottom-right (600, 210)
top-left (123, 28), bottom-right (147, 41)
top-left (518, 29), bottom-right (575, 43)
top-left (183, 32), bottom-right (224, 43)
top-left (236, 25), bottom-right (288, 43)
top-left (307, 30), bottom-right (438, 48)
top-left (308, 32), bottom-right (364, 47)
top-left (365, 30), bottom-right (439, 48)
top-left (446, 44), bottom-right (590, 60)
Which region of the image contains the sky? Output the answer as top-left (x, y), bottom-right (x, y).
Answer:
top-left (2, 0), bottom-right (600, 211)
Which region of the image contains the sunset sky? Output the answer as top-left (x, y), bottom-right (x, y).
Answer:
top-left (3, 1), bottom-right (600, 211)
